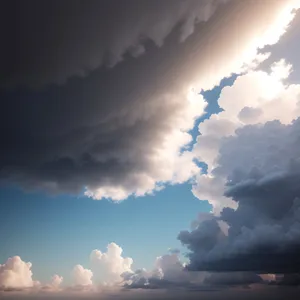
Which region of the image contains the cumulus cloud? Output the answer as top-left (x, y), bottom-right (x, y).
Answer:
top-left (0, 246), bottom-right (291, 294)
top-left (0, 0), bottom-right (298, 200)
top-left (193, 59), bottom-right (300, 212)
top-left (122, 251), bottom-right (210, 290)
top-left (180, 117), bottom-right (300, 273)
top-left (0, 256), bottom-right (35, 289)
top-left (90, 243), bottom-right (133, 285)
top-left (122, 251), bottom-right (265, 290)
top-left (121, 253), bottom-right (179, 288)
top-left (155, 253), bottom-right (186, 282)
top-left (39, 275), bottom-right (64, 293)
top-left (175, 10), bottom-right (300, 271)
top-left (72, 265), bottom-right (93, 286)
top-left (50, 275), bottom-right (63, 289)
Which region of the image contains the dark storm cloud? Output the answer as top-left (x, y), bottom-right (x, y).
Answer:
top-left (121, 252), bottom-right (262, 291)
top-left (275, 273), bottom-right (300, 286)
top-left (179, 119), bottom-right (300, 273)
top-left (0, 0), bottom-right (292, 199)
top-left (203, 272), bottom-right (262, 286)
top-left (0, 0), bottom-right (223, 88)
top-left (123, 271), bottom-right (262, 291)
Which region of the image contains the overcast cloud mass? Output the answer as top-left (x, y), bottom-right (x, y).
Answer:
top-left (1, 0), bottom-right (298, 201)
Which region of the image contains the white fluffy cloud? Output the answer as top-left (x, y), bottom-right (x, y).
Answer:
top-left (193, 58), bottom-right (300, 212)
top-left (189, 0), bottom-right (300, 91)
top-left (122, 251), bottom-right (209, 290)
top-left (0, 256), bottom-right (35, 289)
top-left (50, 275), bottom-right (63, 289)
top-left (154, 253), bottom-right (187, 282)
top-left (190, 1), bottom-right (300, 215)
top-left (90, 243), bottom-right (133, 285)
top-left (120, 247), bottom-right (203, 289)
top-left (72, 265), bottom-right (93, 286)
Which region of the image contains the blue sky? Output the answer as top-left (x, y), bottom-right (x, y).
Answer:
top-left (0, 183), bottom-right (206, 284)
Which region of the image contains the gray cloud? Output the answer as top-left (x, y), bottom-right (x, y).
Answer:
top-left (121, 251), bottom-right (263, 291)
top-left (121, 252), bottom-right (208, 290)
top-left (275, 273), bottom-right (300, 286)
top-left (179, 119), bottom-right (300, 273)
top-left (0, 0), bottom-right (224, 89)
top-left (0, 0), bottom-right (294, 199)
top-left (203, 272), bottom-right (262, 287)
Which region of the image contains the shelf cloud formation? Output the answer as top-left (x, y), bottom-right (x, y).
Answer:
top-left (1, 0), bottom-right (227, 88)
top-left (0, 0), bottom-right (298, 201)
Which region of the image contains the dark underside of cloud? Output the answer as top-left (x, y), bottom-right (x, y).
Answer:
top-left (0, 0), bottom-right (284, 198)
top-left (0, 0), bottom-right (222, 88)
top-left (178, 119), bottom-right (300, 274)
top-left (0, 0), bottom-right (226, 194)
top-left (0, 0), bottom-right (216, 196)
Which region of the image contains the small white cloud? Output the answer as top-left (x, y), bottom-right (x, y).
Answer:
top-left (90, 242), bottom-right (133, 285)
top-left (193, 59), bottom-right (300, 212)
top-left (50, 274), bottom-right (63, 288)
top-left (0, 256), bottom-right (34, 289)
top-left (72, 265), bottom-right (93, 286)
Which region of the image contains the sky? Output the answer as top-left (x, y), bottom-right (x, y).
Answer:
top-left (1, 0), bottom-right (300, 299)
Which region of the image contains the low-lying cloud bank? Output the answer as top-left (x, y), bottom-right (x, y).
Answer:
top-left (1, 244), bottom-right (298, 295)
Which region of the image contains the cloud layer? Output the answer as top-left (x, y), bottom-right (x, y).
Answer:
top-left (0, 0), bottom-right (226, 88)
top-left (90, 242), bottom-right (133, 285)
top-left (0, 0), bottom-right (298, 200)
